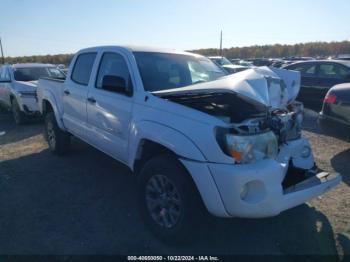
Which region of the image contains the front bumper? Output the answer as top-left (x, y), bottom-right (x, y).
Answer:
top-left (18, 95), bottom-right (41, 116)
top-left (181, 138), bottom-right (342, 218)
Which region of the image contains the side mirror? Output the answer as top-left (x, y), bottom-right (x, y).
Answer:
top-left (102, 75), bottom-right (131, 95)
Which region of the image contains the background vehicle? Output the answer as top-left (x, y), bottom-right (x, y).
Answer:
top-left (37, 46), bottom-right (341, 242)
top-left (319, 83), bottom-right (350, 141)
top-left (246, 58), bottom-right (272, 67)
top-left (0, 63), bottom-right (65, 124)
top-left (208, 56), bottom-right (251, 74)
top-left (284, 60), bottom-right (350, 110)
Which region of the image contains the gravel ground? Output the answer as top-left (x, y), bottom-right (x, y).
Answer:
top-left (0, 109), bottom-right (349, 259)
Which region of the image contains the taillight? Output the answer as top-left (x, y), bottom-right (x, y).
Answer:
top-left (324, 94), bottom-right (337, 104)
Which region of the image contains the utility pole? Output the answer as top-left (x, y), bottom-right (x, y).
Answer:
top-left (219, 30), bottom-right (223, 58)
top-left (0, 37), bottom-right (5, 64)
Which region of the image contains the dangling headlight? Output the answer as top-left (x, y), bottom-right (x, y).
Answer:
top-left (217, 129), bottom-right (278, 164)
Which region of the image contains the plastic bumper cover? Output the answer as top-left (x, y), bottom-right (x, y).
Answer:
top-left (208, 159), bottom-right (341, 218)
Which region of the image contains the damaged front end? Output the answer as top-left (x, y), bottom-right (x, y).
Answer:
top-left (153, 67), bottom-right (341, 193)
top-left (153, 66), bottom-right (304, 145)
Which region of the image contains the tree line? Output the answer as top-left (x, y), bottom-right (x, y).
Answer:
top-left (192, 41), bottom-right (350, 59)
top-left (3, 41), bottom-right (350, 65)
top-left (3, 54), bottom-right (73, 65)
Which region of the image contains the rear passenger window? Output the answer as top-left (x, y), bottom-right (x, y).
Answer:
top-left (291, 64), bottom-right (316, 76)
top-left (319, 64), bottom-right (349, 79)
top-left (71, 53), bottom-right (97, 85)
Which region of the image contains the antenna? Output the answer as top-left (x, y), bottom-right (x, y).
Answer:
top-left (219, 30), bottom-right (223, 58)
top-left (0, 37), bottom-right (4, 64)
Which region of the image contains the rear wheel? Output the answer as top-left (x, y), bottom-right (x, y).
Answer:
top-left (44, 112), bottom-right (70, 155)
top-left (138, 154), bottom-right (205, 243)
top-left (11, 99), bottom-right (26, 125)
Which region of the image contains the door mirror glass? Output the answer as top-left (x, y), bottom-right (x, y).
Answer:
top-left (102, 75), bottom-right (129, 94)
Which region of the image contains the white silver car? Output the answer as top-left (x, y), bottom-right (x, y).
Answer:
top-left (0, 63), bottom-right (65, 124)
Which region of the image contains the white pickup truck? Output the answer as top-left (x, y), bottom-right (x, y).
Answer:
top-left (37, 46), bottom-right (341, 241)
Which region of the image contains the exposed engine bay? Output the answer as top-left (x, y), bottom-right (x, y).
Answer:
top-left (153, 66), bottom-right (304, 145)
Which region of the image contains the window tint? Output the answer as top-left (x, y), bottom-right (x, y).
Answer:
top-left (134, 52), bottom-right (225, 92)
top-left (0, 67), bottom-right (10, 81)
top-left (318, 63), bottom-right (349, 79)
top-left (71, 53), bottom-right (97, 85)
top-left (290, 63), bottom-right (316, 76)
top-left (96, 52), bottom-right (132, 91)
top-left (13, 67), bottom-right (65, 81)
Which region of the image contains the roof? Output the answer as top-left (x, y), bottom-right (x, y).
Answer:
top-left (287, 60), bottom-right (350, 68)
top-left (78, 45), bottom-right (202, 57)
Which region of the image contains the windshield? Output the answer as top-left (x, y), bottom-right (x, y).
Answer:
top-left (133, 52), bottom-right (226, 92)
top-left (210, 57), bottom-right (232, 66)
top-left (14, 67), bottom-right (66, 81)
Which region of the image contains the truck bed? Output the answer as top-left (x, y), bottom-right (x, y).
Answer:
top-left (37, 77), bottom-right (66, 116)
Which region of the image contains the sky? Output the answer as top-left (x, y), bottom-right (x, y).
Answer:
top-left (0, 0), bottom-right (349, 57)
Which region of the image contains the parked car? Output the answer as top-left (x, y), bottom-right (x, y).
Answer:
top-left (334, 54), bottom-right (350, 61)
top-left (246, 58), bottom-right (272, 67)
top-left (208, 56), bottom-right (251, 74)
top-left (0, 63), bottom-right (66, 124)
top-left (319, 83), bottom-right (350, 141)
top-left (37, 46), bottom-right (341, 242)
top-left (284, 60), bottom-right (350, 110)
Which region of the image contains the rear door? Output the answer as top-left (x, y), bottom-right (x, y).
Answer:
top-left (317, 62), bottom-right (350, 98)
top-left (86, 51), bottom-right (134, 163)
top-left (289, 63), bottom-right (318, 108)
top-left (62, 52), bottom-right (97, 139)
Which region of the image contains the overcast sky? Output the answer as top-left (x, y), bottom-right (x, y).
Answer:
top-left (0, 0), bottom-right (349, 57)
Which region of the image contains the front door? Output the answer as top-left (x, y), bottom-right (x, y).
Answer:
top-left (86, 51), bottom-right (134, 163)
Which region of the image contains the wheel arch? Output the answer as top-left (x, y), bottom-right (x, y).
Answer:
top-left (129, 121), bottom-right (206, 174)
top-left (41, 97), bottom-right (65, 130)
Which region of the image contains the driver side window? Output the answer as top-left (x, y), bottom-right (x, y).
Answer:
top-left (96, 52), bottom-right (132, 92)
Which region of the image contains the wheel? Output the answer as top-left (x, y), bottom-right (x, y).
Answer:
top-left (138, 154), bottom-right (205, 243)
top-left (11, 99), bottom-right (26, 125)
top-left (44, 112), bottom-right (70, 155)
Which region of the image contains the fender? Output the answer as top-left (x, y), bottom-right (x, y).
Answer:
top-left (40, 89), bottom-right (66, 130)
top-left (9, 91), bottom-right (24, 111)
top-left (128, 120), bottom-right (206, 169)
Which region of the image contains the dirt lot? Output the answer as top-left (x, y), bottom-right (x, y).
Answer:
top-left (0, 109), bottom-right (349, 259)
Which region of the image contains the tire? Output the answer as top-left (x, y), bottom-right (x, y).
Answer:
top-left (138, 154), bottom-right (205, 243)
top-left (11, 99), bottom-right (26, 125)
top-left (44, 112), bottom-right (70, 155)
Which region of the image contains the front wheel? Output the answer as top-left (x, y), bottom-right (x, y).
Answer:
top-left (44, 112), bottom-right (70, 155)
top-left (138, 154), bottom-right (205, 243)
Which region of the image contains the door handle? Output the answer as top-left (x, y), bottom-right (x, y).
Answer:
top-left (63, 89), bottom-right (70, 95)
top-left (87, 97), bottom-right (96, 104)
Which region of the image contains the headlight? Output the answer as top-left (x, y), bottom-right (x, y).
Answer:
top-left (218, 130), bottom-right (278, 164)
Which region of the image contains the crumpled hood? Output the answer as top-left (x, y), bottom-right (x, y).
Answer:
top-left (154, 66), bottom-right (301, 109)
top-left (14, 80), bottom-right (38, 92)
